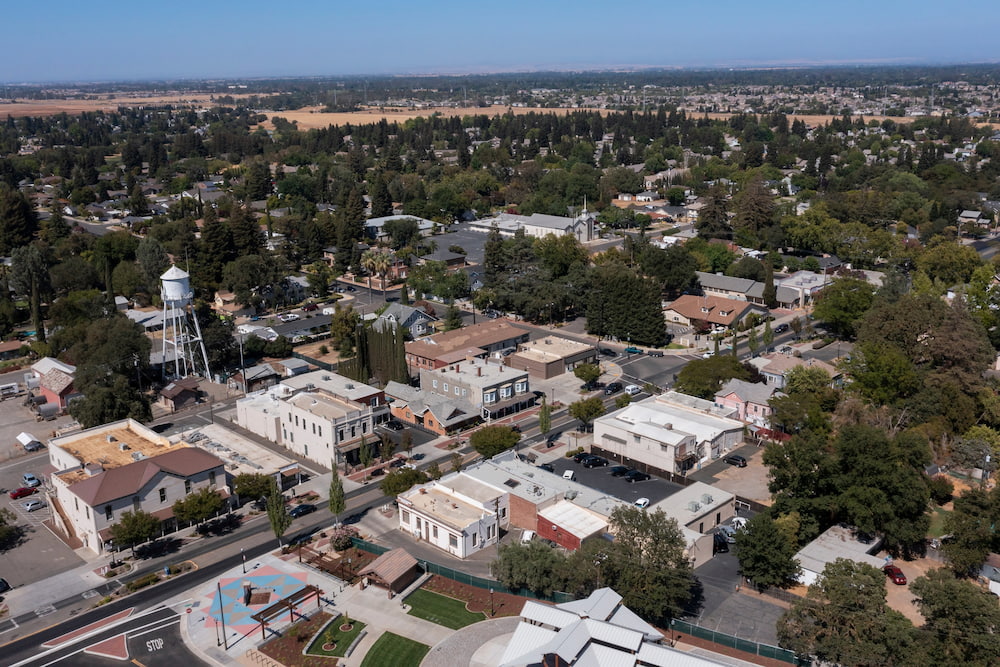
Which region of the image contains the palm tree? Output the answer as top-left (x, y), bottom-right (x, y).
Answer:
top-left (372, 252), bottom-right (392, 297)
top-left (360, 249), bottom-right (379, 303)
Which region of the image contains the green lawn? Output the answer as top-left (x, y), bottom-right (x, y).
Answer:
top-left (403, 588), bottom-right (485, 629)
top-left (305, 616), bottom-right (367, 658)
top-left (360, 632), bottom-right (430, 667)
top-left (928, 506), bottom-right (952, 538)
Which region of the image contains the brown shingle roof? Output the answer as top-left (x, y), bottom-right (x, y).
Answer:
top-left (359, 548), bottom-right (418, 586)
top-left (665, 294), bottom-right (754, 327)
top-left (68, 447), bottom-right (223, 506)
top-left (41, 369), bottom-right (74, 394)
top-left (406, 321), bottom-right (523, 360)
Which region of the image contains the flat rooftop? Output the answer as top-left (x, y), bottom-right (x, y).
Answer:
top-left (515, 336), bottom-right (594, 362)
top-left (51, 419), bottom-right (184, 484)
top-left (287, 391), bottom-right (356, 420)
top-left (401, 485), bottom-right (490, 531)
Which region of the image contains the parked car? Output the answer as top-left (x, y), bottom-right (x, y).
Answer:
top-left (573, 451), bottom-right (593, 464)
top-left (382, 420), bottom-right (405, 431)
top-left (604, 382), bottom-right (624, 395)
top-left (648, 350), bottom-right (664, 357)
top-left (624, 346), bottom-right (643, 355)
top-left (289, 503), bottom-right (316, 518)
top-left (599, 348), bottom-right (617, 357)
top-left (884, 564), bottom-right (907, 585)
top-left (624, 384), bottom-right (642, 396)
top-left (609, 465), bottom-right (630, 477)
top-left (278, 313), bottom-right (300, 322)
top-left (583, 455), bottom-right (609, 468)
top-left (634, 498), bottom-right (650, 509)
top-left (21, 473), bottom-right (40, 488)
top-left (774, 323), bottom-right (789, 334)
top-left (717, 525), bottom-right (737, 543)
top-left (8, 487), bottom-right (36, 500)
top-left (731, 516), bottom-right (749, 530)
top-left (0, 578), bottom-right (9, 594)
top-left (538, 463), bottom-right (555, 473)
top-left (624, 470), bottom-right (650, 483)
top-left (723, 454), bottom-right (747, 468)
top-left (713, 532), bottom-right (730, 554)
top-left (562, 469), bottom-right (576, 481)
top-left (520, 530), bottom-right (536, 544)
top-left (22, 499), bottom-right (46, 512)
top-left (302, 303), bottom-right (318, 312)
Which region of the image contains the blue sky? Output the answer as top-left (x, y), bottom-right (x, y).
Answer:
top-left (2, 0), bottom-right (998, 82)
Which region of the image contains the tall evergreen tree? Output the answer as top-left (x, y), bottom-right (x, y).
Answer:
top-left (0, 186), bottom-right (38, 255)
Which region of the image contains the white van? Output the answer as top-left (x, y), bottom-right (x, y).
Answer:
top-left (562, 469), bottom-right (576, 481)
top-left (521, 530), bottom-right (536, 544)
top-left (625, 384), bottom-right (642, 396)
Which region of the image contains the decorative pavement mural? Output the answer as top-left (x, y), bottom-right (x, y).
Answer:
top-left (202, 565), bottom-right (310, 636)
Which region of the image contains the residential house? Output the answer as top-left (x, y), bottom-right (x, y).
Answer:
top-left (694, 271), bottom-right (801, 308)
top-left (420, 357), bottom-right (532, 421)
top-left (748, 353), bottom-right (841, 391)
top-left (229, 363), bottom-right (280, 394)
top-left (714, 378), bottom-right (781, 427)
top-left (46, 419), bottom-right (228, 554)
top-left (158, 377), bottom-right (201, 412)
top-left (505, 335), bottom-right (598, 380)
top-left (31, 358), bottom-right (79, 410)
top-left (418, 249), bottom-right (468, 271)
top-left (212, 290), bottom-right (256, 319)
top-left (404, 321), bottom-right (529, 372)
top-left (373, 303), bottom-right (438, 339)
top-left (234, 370), bottom-right (388, 469)
top-left (364, 214), bottom-right (436, 240)
top-left (777, 271), bottom-right (829, 306)
top-left (795, 525), bottom-right (885, 586)
top-left (663, 294), bottom-right (767, 329)
top-left (0, 339), bottom-right (23, 361)
top-left (592, 392), bottom-right (744, 475)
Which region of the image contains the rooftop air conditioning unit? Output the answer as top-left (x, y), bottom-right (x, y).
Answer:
top-left (687, 501), bottom-right (702, 512)
top-left (702, 494), bottom-right (714, 504)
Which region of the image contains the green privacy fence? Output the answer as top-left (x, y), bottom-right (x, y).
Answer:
top-left (671, 618), bottom-right (803, 664)
top-left (349, 538), bottom-right (800, 661)
top-left (349, 537), bottom-right (572, 603)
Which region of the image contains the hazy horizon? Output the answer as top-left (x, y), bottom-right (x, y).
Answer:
top-left (2, 0), bottom-right (998, 84)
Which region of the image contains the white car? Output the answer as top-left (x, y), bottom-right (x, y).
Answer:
top-left (634, 498), bottom-right (650, 509)
top-left (23, 499), bottom-right (46, 512)
top-left (731, 516), bottom-right (749, 530)
top-left (278, 313), bottom-right (300, 323)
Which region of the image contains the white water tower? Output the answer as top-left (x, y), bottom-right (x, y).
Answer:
top-left (160, 265), bottom-right (211, 380)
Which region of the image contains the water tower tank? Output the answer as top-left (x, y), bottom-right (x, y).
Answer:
top-left (160, 265), bottom-right (192, 306)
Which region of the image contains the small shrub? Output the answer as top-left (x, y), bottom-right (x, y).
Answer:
top-left (126, 573), bottom-right (160, 592)
top-left (566, 446), bottom-right (584, 458)
top-left (330, 525), bottom-right (360, 551)
top-left (319, 345), bottom-right (329, 355)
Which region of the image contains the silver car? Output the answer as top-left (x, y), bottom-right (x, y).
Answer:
top-left (23, 499), bottom-right (46, 512)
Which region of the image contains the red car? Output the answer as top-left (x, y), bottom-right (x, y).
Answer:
top-left (9, 487), bottom-right (37, 500)
top-left (884, 564), bottom-right (907, 585)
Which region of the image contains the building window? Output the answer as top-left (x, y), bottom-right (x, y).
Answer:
top-left (305, 445), bottom-right (309, 456)
top-left (472, 533), bottom-right (478, 547)
top-left (85, 506), bottom-right (90, 519)
top-left (500, 386), bottom-right (512, 399)
top-left (362, 422), bottom-right (368, 433)
top-left (515, 381), bottom-right (527, 393)
top-left (312, 423), bottom-right (316, 434)
top-left (159, 488), bottom-right (166, 503)
top-left (432, 525), bottom-right (438, 539)
top-left (318, 426), bottom-right (322, 437)
top-left (454, 386), bottom-right (460, 396)
top-left (449, 534), bottom-right (458, 548)
top-left (338, 429), bottom-right (345, 441)
top-left (351, 426), bottom-right (356, 438)
top-left (443, 383), bottom-right (449, 393)
top-left (484, 392), bottom-right (496, 404)
top-left (432, 379), bottom-right (438, 388)
top-left (105, 505), bottom-right (113, 521)
top-left (185, 480), bottom-right (192, 494)
top-left (133, 496), bottom-right (141, 511)
top-left (500, 507), bottom-right (507, 518)
top-left (295, 415), bottom-right (299, 427)
top-left (210, 471), bottom-right (217, 487)
top-left (402, 510), bottom-right (410, 524)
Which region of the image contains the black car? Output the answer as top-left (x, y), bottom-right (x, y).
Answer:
top-left (0, 578), bottom-right (10, 594)
top-left (573, 451), bottom-right (593, 463)
top-left (713, 532), bottom-right (730, 554)
top-left (774, 323), bottom-right (789, 334)
top-left (648, 350), bottom-right (664, 357)
top-left (625, 470), bottom-right (651, 483)
top-left (538, 463), bottom-right (555, 473)
top-left (382, 420), bottom-right (405, 431)
top-left (289, 503), bottom-right (316, 518)
top-left (583, 455), bottom-right (609, 468)
top-left (599, 348), bottom-right (617, 357)
top-left (723, 454), bottom-right (748, 468)
top-left (609, 465), bottom-right (630, 477)
top-left (604, 382), bottom-right (624, 395)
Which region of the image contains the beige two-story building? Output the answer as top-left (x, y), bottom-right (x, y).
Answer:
top-left (47, 419), bottom-right (228, 555)
top-left (419, 357), bottom-right (532, 421)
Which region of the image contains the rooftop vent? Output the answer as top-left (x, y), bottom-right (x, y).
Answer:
top-left (701, 494), bottom-right (714, 505)
top-left (106, 434), bottom-right (117, 443)
top-left (503, 479), bottom-right (520, 488)
top-left (118, 442), bottom-right (130, 451)
top-left (84, 462), bottom-right (103, 476)
top-left (131, 452), bottom-right (146, 461)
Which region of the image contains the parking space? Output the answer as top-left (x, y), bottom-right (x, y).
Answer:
top-left (543, 457), bottom-right (683, 506)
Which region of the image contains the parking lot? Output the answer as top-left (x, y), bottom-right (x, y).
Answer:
top-left (543, 456), bottom-right (683, 507)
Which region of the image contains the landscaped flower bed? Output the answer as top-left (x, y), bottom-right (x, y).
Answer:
top-left (305, 614), bottom-right (366, 658)
top-left (421, 575), bottom-right (527, 618)
top-left (259, 611), bottom-right (336, 667)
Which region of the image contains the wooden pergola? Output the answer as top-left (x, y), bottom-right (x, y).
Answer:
top-left (250, 584), bottom-right (323, 640)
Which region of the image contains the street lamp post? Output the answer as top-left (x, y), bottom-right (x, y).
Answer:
top-left (241, 547), bottom-right (246, 574)
top-left (490, 588), bottom-right (495, 617)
